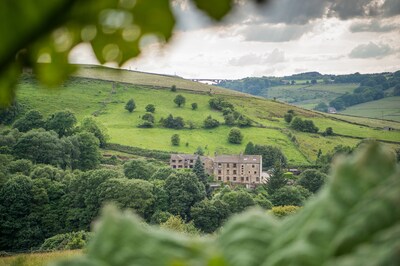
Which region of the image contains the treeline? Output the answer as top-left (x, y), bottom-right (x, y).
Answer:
top-left (0, 110), bottom-right (105, 170)
top-left (329, 71), bottom-right (400, 110)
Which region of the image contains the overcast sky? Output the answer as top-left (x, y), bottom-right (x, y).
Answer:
top-left (69, 0), bottom-right (400, 79)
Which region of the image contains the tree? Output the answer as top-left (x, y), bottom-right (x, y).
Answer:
top-left (125, 99), bottom-right (136, 113)
top-left (151, 167), bottom-right (174, 181)
top-left (297, 169), bottom-right (327, 193)
top-left (190, 199), bottom-right (230, 233)
top-left (123, 159), bottom-right (156, 180)
top-left (311, 79), bottom-right (317, 85)
top-left (145, 104), bottom-right (156, 113)
top-left (224, 113), bottom-right (236, 126)
top-left (203, 115), bottom-right (220, 128)
top-left (13, 110), bottom-right (45, 132)
top-left (266, 162), bottom-right (287, 195)
top-left (228, 128), bottom-right (243, 144)
top-left (194, 146), bottom-right (205, 156)
top-left (244, 141), bottom-right (255, 154)
top-left (164, 172), bottom-right (206, 219)
top-left (161, 114), bottom-right (185, 129)
top-left (251, 144), bottom-right (287, 169)
top-left (323, 127), bottom-right (334, 136)
top-left (314, 102), bottom-right (328, 112)
top-left (191, 103), bottom-right (198, 110)
top-left (237, 115), bottom-right (252, 127)
top-left (143, 113), bottom-right (155, 123)
top-left (174, 95), bottom-right (186, 107)
top-left (271, 185), bottom-right (311, 206)
top-left (80, 117), bottom-right (108, 148)
top-left (284, 113), bottom-right (293, 123)
top-left (0, 102), bottom-right (22, 125)
top-left (170, 85), bottom-right (177, 92)
top-left (221, 190), bottom-right (255, 214)
top-left (193, 156), bottom-right (209, 194)
top-left (13, 129), bottom-right (63, 166)
top-left (290, 117), bottom-right (319, 133)
top-left (46, 110), bottom-right (77, 137)
top-left (97, 178), bottom-right (155, 219)
top-left (171, 134), bottom-right (180, 146)
top-left (74, 131), bottom-right (101, 170)
top-left (0, 175), bottom-right (35, 250)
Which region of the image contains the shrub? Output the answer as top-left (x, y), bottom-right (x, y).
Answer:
top-left (270, 206), bottom-right (301, 218)
top-left (209, 97), bottom-right (234, 111)
top-left (170, 85), bottom-right (177, 92)
top-left (125, 99), bottom-right (136, 113)
top-left (284, 113), bottom-right (293, 123)
top-left (228, 128), bottom-right (243, 144)
top-left (203, 115), bottom-right (220, 129)
top-left (171, 134), bottom-right (180, 146)
top-left (290, 117), bottom-right (319, 133)
top-left (174, 95), bottom-right (186, 107)
top-left (145, 104), bottom-right (156, 113)
top-left (40, 231), bottom-right (92, 251)
top-left (191, 103), bottom-right (198, 110)
top-left (161, 114), bottom-right (185, 129)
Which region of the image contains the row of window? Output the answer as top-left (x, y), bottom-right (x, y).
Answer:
top-left (217, 176), bottom-right (261, 182)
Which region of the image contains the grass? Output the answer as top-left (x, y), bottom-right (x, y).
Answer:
top-left (339, 96), bottom-right (400, 122)
top-left (260, 83), bottom-right (358, 110)
top-left (14, 67), bottom-right (400, 165)
top-left (0, 250), bottom-right (81, 266)
top-left (73, 65), bottom-right (247, 97)
top-left (327, 113), bottom-right (400, 129)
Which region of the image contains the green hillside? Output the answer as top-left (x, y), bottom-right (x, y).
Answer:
top-left (14, 66), bottom-right (400, 165)
top-left (339, 96), bottom-right (400, 122)
top-left (261, 83), bottom-right (358, 109)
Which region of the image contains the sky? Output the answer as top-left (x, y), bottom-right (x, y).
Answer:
top-left (69, 0), bottom-right (400, 79)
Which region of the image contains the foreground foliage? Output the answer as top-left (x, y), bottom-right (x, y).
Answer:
top-left (55, 143), bottom-right (400, 266)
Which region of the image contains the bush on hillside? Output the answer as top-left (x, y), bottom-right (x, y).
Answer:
top-left (40, 231), bottom-right (92, 251)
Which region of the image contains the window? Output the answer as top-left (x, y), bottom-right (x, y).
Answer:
top-left (227, 177), bottom-right (230, 181)
top-left (189, 165), bottom-right (193, 168)
top-left (252, 165), bottom-right (255, 168)
top-left (246, 177), bottom-right (249, 181)
top-left (190, 160), bottom-right (194, 163)
top-left (256, 177), bottom-right (260, 182)
top-left (218, 170), bottom-right (222, 174)
top-left (178, 165), bottom-right (183, 168)
top-left (241, 177), bottom-right (244, 181)
top-left (227, 170), bottom-right (230, 174)
top-left (233, 163), bottom-right (237, 167)
top-left (233, 177), bottom-right (237, 181)
top-left (227, 163), bottom-right (230, 167)
top-left (218, 176), bottom-right (221, 181)
top-left (233, 170), bottom-right (237, 174)
top-left (172, 165), bottom-right (176, 168)
top-left (254, 171), bottom-right (257, 174)
top-left (178, 160), bottom-right (182, 163)
top-left (172, 160), bottom-right (176, 163)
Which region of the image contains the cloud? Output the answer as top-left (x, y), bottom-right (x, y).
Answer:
top-left (228, 49), bottom-right (285, 66)
top-left (349, 20), bottom-right (399, 32)
top-left (239, 24), bottom-right (313, 42)
top-left (382, 0), bottom-right (400, 17)
top-left (349, 42), bottom-right (394, 59)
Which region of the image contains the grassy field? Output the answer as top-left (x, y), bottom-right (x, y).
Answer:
top-left (260, 83), bottom-right (358, 109)
top-left (73, 65), bottom-right (247, 97)
top-left (339, 96), bottom-right (400, 122)
top-left (0, 250), bottom-right (81, 266)
top-left (327, 113), bottom-right (400, 129)
top-left (14, 66), bottom-right (400, 165)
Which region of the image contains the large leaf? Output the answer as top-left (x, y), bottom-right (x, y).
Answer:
top-left (54, 143), bottom-right (400, 266)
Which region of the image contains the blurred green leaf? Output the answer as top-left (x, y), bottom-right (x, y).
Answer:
top-left (192, 0), bottom-right (233, 21)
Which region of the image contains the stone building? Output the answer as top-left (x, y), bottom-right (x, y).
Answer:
top-left (169, 153), bottom-right (263, 185)
top-left (169, 154), bottom-right (214, 175)
top-left (214, 154), bottom-right (262, 184)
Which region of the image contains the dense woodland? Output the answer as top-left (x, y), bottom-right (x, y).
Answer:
top-left (0, 108), bottom-right (353, 252)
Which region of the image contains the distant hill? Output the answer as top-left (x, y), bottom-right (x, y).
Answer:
top-left (13, 65), bottom-right (400, 166)
top-left (216, 70), bottom-right (400, 121)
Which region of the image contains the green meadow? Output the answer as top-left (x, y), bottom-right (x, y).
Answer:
top-left (339, 96), bottom-right (400, 122)
top-left (14, 67), bottom-right (400, 165)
